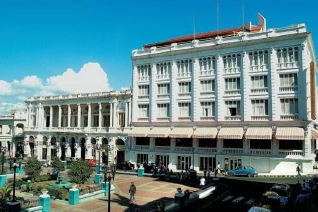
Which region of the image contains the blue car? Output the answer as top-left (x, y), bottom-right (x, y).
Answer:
top-left (227, 166), bottom-right (258, 177)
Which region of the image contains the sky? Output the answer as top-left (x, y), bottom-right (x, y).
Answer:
top-left (0, 0), bottom-right (317, 115)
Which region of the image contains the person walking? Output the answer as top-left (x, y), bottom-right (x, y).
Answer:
top-left (200, 177), bottom-right (206, 189)
top-left (129, 182), bottom-right (137, 204)
top-left (296, 164), bottom-right (301, 177)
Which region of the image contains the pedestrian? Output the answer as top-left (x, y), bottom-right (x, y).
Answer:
top-left (129, 182), bottom-right (136, 204)
top-left (207, 169), bottom-right (211, 183)
top-left (200, 177), bottom-right (206, 189)
top-left (296, 164), bottom-right (301, 177)
top-left (217, 162), bottom-right (221, 174)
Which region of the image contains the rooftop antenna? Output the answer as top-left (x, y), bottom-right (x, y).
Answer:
top-left (242, 4), bottom-right (245, 32)
top-left (216, 2), bottom-right (219, 36)
top-left (193, 13), bottom-right (196, 40)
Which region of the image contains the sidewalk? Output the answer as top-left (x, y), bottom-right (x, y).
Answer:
top-left (18, 172), bottom-right (200, 212)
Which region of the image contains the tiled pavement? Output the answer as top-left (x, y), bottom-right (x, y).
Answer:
top-left (18, 173), bottom-right (200, 212)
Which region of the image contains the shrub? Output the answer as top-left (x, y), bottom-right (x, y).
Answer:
top-left (34, 174), bottom-right (51, 182)
top-left (51, 157), bottom-right (64, 174)
top-left (24, 157), bottom-right (43, 182)
top-left (67, 160), bottom-right (93, 184)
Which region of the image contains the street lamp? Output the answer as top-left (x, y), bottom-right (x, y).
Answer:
top-left (103, 164), bottom-right (111, 212)
top-left (6, 160), bottom-right (21, 211)
top-left (1, 147), bottom-right (6, 175)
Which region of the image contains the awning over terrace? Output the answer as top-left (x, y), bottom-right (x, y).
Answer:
top-left (168, 127), bottom-right (193, 138)
top-left (217, 127), bottom-right (244, 139)
top-left (312, 129), bottom-right (318, 139)
top-left (275, 127), bottom-right (304, 140)
top-left (245, 127), bottom-right (272, 140)
top-left (147, 127), bottom-right (171, 138)
top-left (128, 127), bottom-right (150, 137)
top-left (192, 127), bottom-right (218, 139)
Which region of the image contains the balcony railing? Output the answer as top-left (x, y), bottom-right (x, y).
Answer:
top-left (279, 86), bottom-right (298, 93)
top-left (280, 114), bottom-right (299, 120)
top-left (224, 90), bottom-right (240, 95)
top-left (250, 88), bottom-right (268, 93)
top-left (175, 147), bottom-right (194, 152)
top-left (249, 65), bottom-right (268, 72)
top-left (224, 116), bottom-right (241, 121)
top-left (154, 146), bottom-right (171, 151)
top-left (199, 70), bottom-right (215, 76)
top-left (197, 147), bottom-right (217, 153)
top-left (251, 115), bottom-right (269, 121)
top-left (135, 145), bottom-right (150, 151)
top-left (250, 149), bottom-right (272, 155)
top-left (279, 150), bottom-right (304, 156)
top-left (277, 62), bottom-right (299, 69)
top-left (223, 148), bottom-right (243, 154)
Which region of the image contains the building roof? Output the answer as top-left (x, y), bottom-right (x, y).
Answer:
top-left (143, 25), bottom-right (263, 49)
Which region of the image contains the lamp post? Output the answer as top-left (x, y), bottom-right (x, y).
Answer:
top-left (103, 164), bottom-right (111, 212)
top-left (1, 147), bottom-right (6, 175)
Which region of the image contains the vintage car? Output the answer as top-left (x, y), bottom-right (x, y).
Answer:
top-left (227, 166), bottom-right (258, 177)
top-left (86, 159), bottom-right (97, 167)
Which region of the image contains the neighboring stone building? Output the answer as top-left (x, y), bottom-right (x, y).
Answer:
top-left (23, 90), bottom-right (132, 165)
top-left (0, 110), bottom-right (26, 158)
top-left (129, 14), bottom-right (318, 174)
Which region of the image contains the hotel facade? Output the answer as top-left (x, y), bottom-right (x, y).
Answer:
top-left (128, 14), bottom-right (318, 174)
top-left (22, 90), bottom-right (132, 165)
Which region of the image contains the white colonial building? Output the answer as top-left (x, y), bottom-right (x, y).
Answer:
top-left (129, 14), bottom-right (318, 174)
top-left (23, 90), bottom-right (132, 165)
top-left (0, 111), bottom-right (26, 157)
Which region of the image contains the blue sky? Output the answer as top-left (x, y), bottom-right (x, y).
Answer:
top-left (0, 0), bottom-right (317, 115)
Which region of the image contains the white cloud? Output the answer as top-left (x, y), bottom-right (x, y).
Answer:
top-left (0, 62), bottom-right (112, 115)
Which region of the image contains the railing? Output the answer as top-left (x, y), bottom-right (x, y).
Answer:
top-left (223, 148), bottom-right (243, 154)
top-left (154, 146), bottom-right (171, 151)
top-left (138, 76), bottom-right (150, 81)
top-left (138, 95), bottom-right (149, 99)
top-left (197, 147), bottom-right (217, 153)
top-left (250, 149), bottom-right (272, 155)
top-left (200, 116), bottom-right (215, 121)
top-left (279, 150), bottom-right (304, 156)
top-left (223, 67), bottom-right (241, 74)
top-left (175, 147), bottom-right (194, 152)
top-left (250, 88), bottom-right (268, 93)
top-left (199, 70), bottom-right (215, 76)
top-left (279, 86), bottom-right (298, 93)
top-left (177, 72), bottom-right (191, 78)
top-left (135, 145), bottom-right (150, 150)
top-left (156, 74), bottom-right (170, 80)
top-left (157, 94), bottom-right (170, 99)
top-left (280, 114), bottom-right (299, 120)
top-left (200, 91), bottom-right (215, 96)
top-left (249, 65), bottom-right (268, 72)
top-left (277, 62), bottom-right (299, 69)
top-left (224, 90), bottom-right (240, 95)
top-left (178, 93), bottom-right (191, 98)
top-left (224, 116), bottom-right (241, 121)
top-left (251, 115), bottom-right (269, 121)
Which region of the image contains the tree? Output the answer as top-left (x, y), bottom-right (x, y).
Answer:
top-left (67, 160), bottom-right (93, 184)
top-left (51, 157), bottom-right (65, 174)
top-left (24, 157), bottom-right (43, 182)
top-left (0, 183), bottom-right (12, 211)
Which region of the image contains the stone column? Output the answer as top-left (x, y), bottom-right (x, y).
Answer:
top-left (58, 105), bottom-right (62, 128)
top-left (99, 103), bottom-right (102, 128)
top-left (77, 104), bottom-right (81, 128)
top-left (67, 105), bottom-right (71, 128)
top-left (88, 103), bottom-right (91, 128)
top-left (110, 103), bottom-right (113, 127)
top-left (49, 106), bottom-right (53, 128)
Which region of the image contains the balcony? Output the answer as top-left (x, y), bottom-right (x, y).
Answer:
top-left (249, 65), bottom-right (268, 72)
top-left (223, 67), bottom-right (241, 74)
top-left (198, 147), bottom-right (217, 153)
top-left (156, 74), bottom-right (170, 80)
top-left (277, 62), bottom-right (299, 69)
top-left (224, 90), bottom-right (240, 95)
top-left (154, 146), bottom-right (171, 151)
top-left (280, 114), bottom-right (299, 120)
top-left (224, 116), bottom-right (241, 121)
top-left (250, 88), bottom-right (268, 94)
top-left (223, 148), bottom-right (243, 154)
top-left (279, 86), bottom-right (298, 93)
top-left (138, 76), bottom-right (150, 82)
top-left (251, 115), bottom-right (269, 121)
top-left (199, 70), bottom-right (215, 76)
top-left (135, 145), bottom-right (150, 151)
top-left (279, 150), bottom-right (303, 157)
top-left (175, 147), bottom-right (194, 152)
top-left (250, 149), bottom-right (272, 155)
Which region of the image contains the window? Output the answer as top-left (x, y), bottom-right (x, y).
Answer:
top-left (137, 154), bottom-right (148, 164)
top-left (199, 139), bottom-right (217, 148)
top-left (178, 82), bottom-right (191, 94)
top-left (280, 73), bottom-right (298, 87)
top-left (223, 139), bottom-right (243, 148)
top-left (157, 103), bottom-right (169, 117)
top-left (179, 102), bottom-right (191, 117)
top-left (225, 101), bottom-right (240, 116)
top-left (200, 80), bottom-right (215, 93)
top-left (200, 157), bottom-right (215, 171)
top-left (199, 56), bottom-right (216, 75)
top-left (250, 139), bottom-right (271, 149)
top-left (277, 47), bottom-right (299, 68)
top-left (200, 102), bottom-right (215, 117)
top-left (251, 100), bottom-right (268, 115)
top-left (156, 62), bottom-right (171, 79)
top-left (225, 78), bottom-right (240, 90)
top-left (155, 138), bottom-right (170, 146)
top-left (177, 59), bottom-right (192, 77)
top-left (118, 113), bottom-right (125, 127)
top-left (138, 104), bottom-right (149, 118)
top-left (251, 76), bottom-right (267, 88)
top-left (137, 64), bottom-right (151, 81)
top-left (281, 98), bottom-right (298, 114)
top-left (158, 84), bottom-right (170, 95)
top-left (136, 137), bottom-right (150, 146)
top-left (223, 54), bottom-right (241, 73)
top-left (138, 85), bottom-right (149, 98)
top-left (249, 50), bottom-right (269, 71)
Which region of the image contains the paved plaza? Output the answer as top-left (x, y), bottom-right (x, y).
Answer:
top-left (18, 172), bottom-right (200, 212)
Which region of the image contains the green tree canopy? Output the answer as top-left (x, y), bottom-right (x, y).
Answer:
top-left (24, 157), bottom-right (43, 182)
top-left (67, 160), bottom-right (93, 184)
top-left (51, 157), bottom-right (64, 174)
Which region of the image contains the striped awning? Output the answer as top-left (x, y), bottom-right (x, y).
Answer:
top-left (245, 127), bottom-right (272, 140)
top-left (168, 127), bottom-right (193, 138)
top-left (147, 127), bottom-right (171, 138)
top-left (128, 127), bottom-right (150, 137)
top-left (217, 127), bottom-right (244, 139)
top-left (275, 127), bottom-right (304, 140)
top-left (192, 127), bottom-right (218, 139)
top-left (312, 129), bottom-right (318, 139)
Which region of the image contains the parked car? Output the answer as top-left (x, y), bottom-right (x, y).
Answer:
top-left (116, 161), bottom-right (135, 170)
top-left (227, 166), bottom-right (258, 177)
top-left (268, 183), bottom-right (292, 207)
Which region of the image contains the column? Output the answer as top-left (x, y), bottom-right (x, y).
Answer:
top-left (150, 63), bottom-right (156, 122)
top-left (99, 103), bottom-right (102, 128)
top-left (125, 102), bottom-right (128, 127)
top-left (35, 106), bottom-right (39, 127)
top-left (49, 106), bottom-right (53, 128)
top-left (192, 57), bottom-right (200, 121)
top-left (88, 103), bottom-right (91, 128)
top-left (110, 103), bottom-right (113, 127)
top-left (67, 105), bottom-right (71, 128)
top-left (269, 48), bottom-right (278, 121)
top-left (58, 105), bottom-right (62, 128)
top-left (39, 192), bottom-right (51, 212)
top-left (68, 187), bottom-right (79, 205)
top-left (170, 60), bottom-right (178, 122)
top-left (77, 104), bottom-right (81, 127)
top-left (128, 101), bottom-right (131, 126)
top-left (113, 101), bottom-right (118, 127)
top-left (216, 54), bottom-right (224, 121)
top-left (242, 51), bottom-right (250, 121)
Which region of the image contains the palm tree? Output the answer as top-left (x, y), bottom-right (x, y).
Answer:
top-left (0, 183), bottom-right (12, 211)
